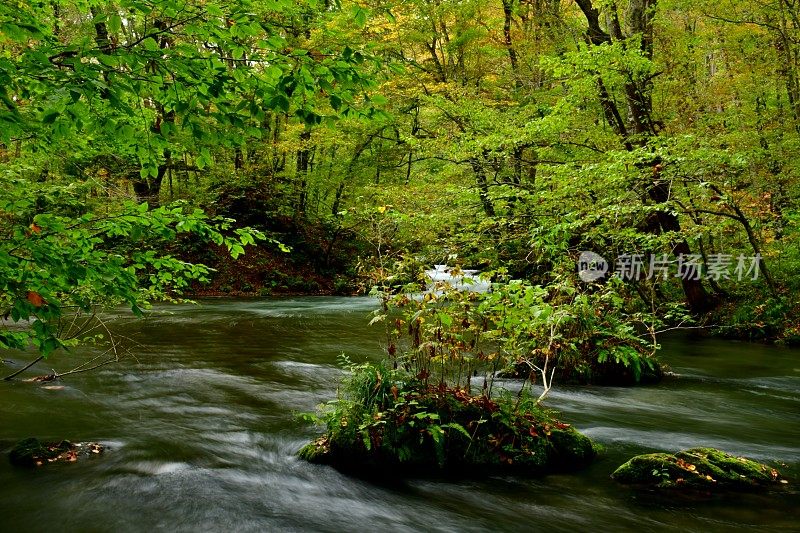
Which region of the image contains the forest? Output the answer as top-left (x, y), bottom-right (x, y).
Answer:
top-left (1, 0), bottom-right (799, 530)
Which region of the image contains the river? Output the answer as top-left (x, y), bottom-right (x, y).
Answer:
top-left (1, 297), bottom-right (798, 532)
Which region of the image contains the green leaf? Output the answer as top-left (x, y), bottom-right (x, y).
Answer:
top-left (141, 37), bottom-right (159, 51)
top-left (266, 65), bottom-right (283, 81)
top-left (229, 243), bottom-right (245, 259)
top-left (42, 110), bottom-right (59, 124)
top-left (442, 423), bottom-right (472, 440)
top-left (108, 14), bottom-right (122, 33)
top-left (353, 7), bottom-right (368, 27)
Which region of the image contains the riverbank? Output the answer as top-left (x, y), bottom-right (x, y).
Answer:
top-left (179, 238), bottom-right (363, 297)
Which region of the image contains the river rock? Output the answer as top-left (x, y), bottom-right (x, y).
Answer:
top-left (9, 438), bottom-right (105, 467)
top-left (298, 389), bottom-right (596, 477)
top-left (611, 447), bottom-right (788, 491)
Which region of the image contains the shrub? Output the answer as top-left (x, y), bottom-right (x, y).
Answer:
top-left (299, 361), bottom-right (595, 474)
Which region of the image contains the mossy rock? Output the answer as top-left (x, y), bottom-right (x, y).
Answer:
top-left (548, 426), bottom-right (596, 466)
top-left (299, 426), bottom-right (595, 477)
top-left (9, 437), bottom-right (104, 467)
top-left (298, 388), bottom-right (596, 477)
top-left (612, 447), bottom-right (788, 492)
top-left (298, 437), bottom-right (330, 463)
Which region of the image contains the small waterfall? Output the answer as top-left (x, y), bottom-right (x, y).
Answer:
top-left (424, 264), bottom-right (490, 293)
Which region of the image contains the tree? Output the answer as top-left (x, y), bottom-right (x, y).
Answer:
top-left (0, 0), bottom-right (376, 373)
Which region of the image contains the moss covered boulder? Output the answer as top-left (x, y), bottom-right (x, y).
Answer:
top-left (612, 448), bottom-right (788, 492)
top-left (299, 384), bottom-right (596, 477)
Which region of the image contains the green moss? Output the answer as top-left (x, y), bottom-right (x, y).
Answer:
top-left (297, 437), bottom-right (331, 464)
top-left (548, 427), bottom-right (596, 466)
top-left (298, 366), bottom-right (597, 476)
top-left (676, 448), bottom-right (779, 487)
top-left (612, 448), bottom-right (787, 492)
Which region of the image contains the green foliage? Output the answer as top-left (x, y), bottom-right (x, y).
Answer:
top-left (4, 0), bottom-right (800, 364)
top-left (300, 361), bottom-right (596, 473)
top-left (0, 0), bottom-right (383, 364)
top-left (480, 277), bottom-right (661, 385)
top-left (0, 0), bottom-right (376, 159)
top-left (0, 177), bottom-right (264, 358)
top-left (368, 261), bottom-right (662, 394)
top-left (372, 274), bottom-right (490, 393)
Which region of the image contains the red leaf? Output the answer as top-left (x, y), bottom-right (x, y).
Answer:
top-left (27, 291), bottom-right (45, 307)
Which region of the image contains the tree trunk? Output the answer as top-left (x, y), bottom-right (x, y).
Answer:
top-left (575, 0), bottom-right (714, 312)
top-left (295, 129), bottom-right (311, 218)
top-left (471, 158), bottom-right (496, 217)
top-left (648, 172), bottom-right (715, 312)
top-left (502, 0), bottom-right (520, 83)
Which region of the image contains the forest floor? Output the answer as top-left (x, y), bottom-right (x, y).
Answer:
top-left (183, 242), bottom-right (358, 297)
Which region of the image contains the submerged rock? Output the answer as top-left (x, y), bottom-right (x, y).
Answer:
top-left (612, 447), bottom-right (788, 492)
top-left (9, 438), bottom-right (105, 467)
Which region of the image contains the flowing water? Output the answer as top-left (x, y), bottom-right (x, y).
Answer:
top-left (1, 297), bottom-right (798, 532)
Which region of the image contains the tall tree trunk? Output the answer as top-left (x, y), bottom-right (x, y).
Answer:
top-left (471, 159), bottom-right (496, 217)
top-left (648, 169), bottom-right (714, 311)
top-left (501, 0), bottom-right (520, 84)
top-left (52, 2), bottom-right (61, 38)
top-left (90, 7), bottom-right (112, 53)
top-left (90, 6), bottom-right (112, 99)
top-left (777, 0), bottom-right (800, 128)
top-left (426, 35), bottom-right (447, 82)
top-left (296, 129), bottom-right (311, 218)
top-left (574, 0), bottom-right (714, 312)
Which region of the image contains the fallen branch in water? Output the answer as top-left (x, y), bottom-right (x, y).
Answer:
top-left (3, 314), bottom-right (138, 382)
top-left (2, 356), bottom-right (44, 381)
